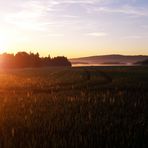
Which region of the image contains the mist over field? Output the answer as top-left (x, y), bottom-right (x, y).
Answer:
top-left (70, 55), bottom-right (148, 66)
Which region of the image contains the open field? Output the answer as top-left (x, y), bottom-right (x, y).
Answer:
top-left (0, 66), bottom-right (148, 148)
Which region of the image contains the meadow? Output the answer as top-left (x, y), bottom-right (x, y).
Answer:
top-left (0, 66), bottom-right (148, 148)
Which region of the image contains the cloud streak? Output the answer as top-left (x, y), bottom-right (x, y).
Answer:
top-left (4, 0), bottom-right (85, 31)
top-left (87, 32), bottom-right (108, 37)
top-left (92, 5), bottom-right (148, 17)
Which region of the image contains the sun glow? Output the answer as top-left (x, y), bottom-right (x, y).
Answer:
top-left (0, 30), bottom-right (27, 54)
top-left (0, 34), bottom-right (8, 52)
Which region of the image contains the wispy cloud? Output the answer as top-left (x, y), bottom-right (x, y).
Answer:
top-left (48, 33), bottom-right (64, 37)
top-left (124, 35), bottom-right (148, 39)
top-left (86, 32), bottom-right (108, 37)
top-left (5, 1), bottom-right (50, 31)
top-left (94, 5), bottom-right (148, 17)
top-left (4, 0), bottom-right (84, 31)
top-left (5, 0), bottom-right (77, 31)
top-left (47, 0), bottom-right (99, 5)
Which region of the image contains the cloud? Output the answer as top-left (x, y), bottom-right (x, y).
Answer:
top-left (3, 0), bottom-right (148, 38)
top-left (4, 0), bottom-right (62, 31)
top-left (4, 0), bottom-right (85, 31)
top-left (125, 35), bottom-right (142, 39)
top-left (48, 33), bottom-right (64, 37)
top-left (47, 0), bottom-right (99, 5)
top-left (86, 32), bottom-right (107, 37)
top-left (95, 5), bottom-right (148, 17)
top-left (124, 35), bottom-right (148, 39)
top-left (61, 15), bottom-right (79, 18)
top-left (52, 0), bottom-right (125, 5)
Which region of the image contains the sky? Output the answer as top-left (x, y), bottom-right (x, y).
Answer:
top-left (0, 0), bottom-right (148, 58)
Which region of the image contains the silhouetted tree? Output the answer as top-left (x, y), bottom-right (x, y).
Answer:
top-left (15, 52), bottom-right (30, 68)
top-left (0, 53), bottom-right (15, 68)
top-left (50, 56), bottom-right (71, 67)
top-left (0, 51), bottom-right (71, 68)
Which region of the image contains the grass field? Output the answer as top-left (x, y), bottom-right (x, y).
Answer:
top-left (0, 66), bottom-right (148, 148)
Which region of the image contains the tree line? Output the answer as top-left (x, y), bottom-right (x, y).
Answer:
top-left (0, 52), bottom-right (71, 68)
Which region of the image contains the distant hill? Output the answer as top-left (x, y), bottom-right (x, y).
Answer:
top-left (70, 55), bottom-right (148, 65)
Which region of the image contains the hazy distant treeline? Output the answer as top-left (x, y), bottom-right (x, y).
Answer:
top-left (0, 52), bottom-right (71, 68)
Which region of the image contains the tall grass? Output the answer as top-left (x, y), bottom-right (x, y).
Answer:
top-left (0, 66), bottom-right (147, 148)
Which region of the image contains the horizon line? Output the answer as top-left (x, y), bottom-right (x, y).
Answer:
top-left (1, 50), bottom-right (148, 59)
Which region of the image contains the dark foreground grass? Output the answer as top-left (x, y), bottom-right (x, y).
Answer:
top-left (0, 66), bottom-right (148, 148)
